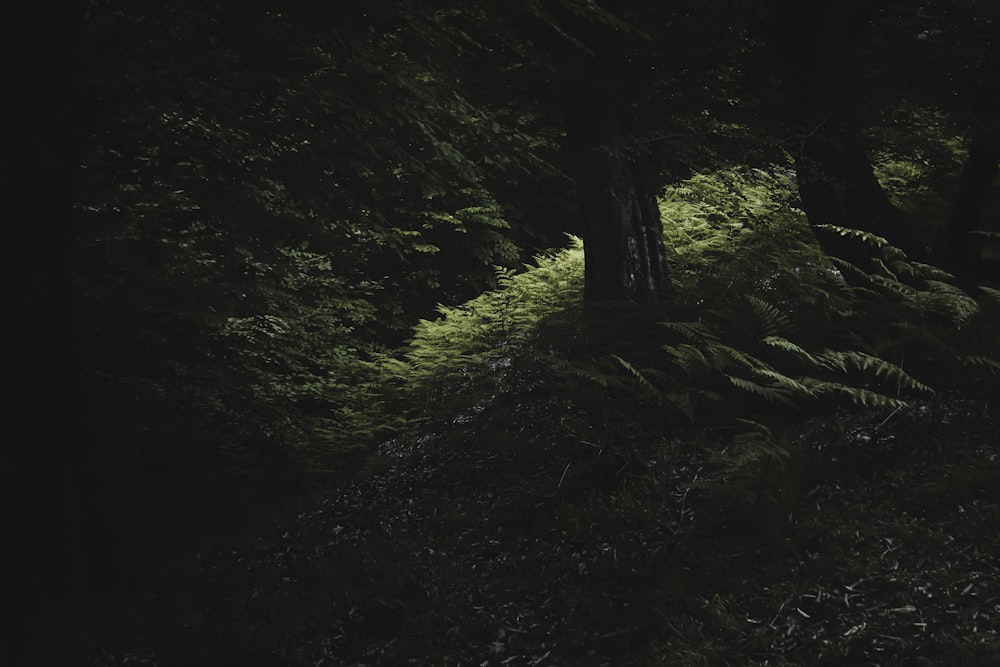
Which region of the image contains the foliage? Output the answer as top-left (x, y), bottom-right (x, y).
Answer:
top-left (394, 164), bottom-right (998, 526)
top-left (62, 0), bottom-right (999, 598)
top-left (70, 0), bottom-right (571, 559)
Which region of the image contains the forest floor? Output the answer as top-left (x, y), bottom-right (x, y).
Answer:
top-left (52, 389), bottom-right (999, 666)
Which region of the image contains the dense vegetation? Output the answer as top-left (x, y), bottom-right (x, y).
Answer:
top-left (13, 0), bottom-right (998, 664)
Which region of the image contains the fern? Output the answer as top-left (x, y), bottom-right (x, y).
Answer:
top-left (561, 359), bottom-right (613, 388)
top-left (762, 336), bottom-right (821, 367)
top-left (751, 368), bottom-right (816, 397)
top-left (801, 379), bottom-right (909, 410)
top-left (613, 355), bottom-right (661, 397)
top-left (959, 355), bottom-right (1000, 373)
top-left (869, 273), bottom-right (918, 299)
top-left (663, 391), bottom-right (697, 421)
top-left (726, 375), bottom-right (797, 407)
top-left (748, 296), bottom-right (793, 338)
top-left (919, 280), bottom-right (981, 325)
top-left (659, 321), bottom-right (720, 344)
top-left (711, 344), bottom-right (766, 372)
top-left (816, 350), bottom-right (934, 394)
top-left (664, 343), bottom-right (711, 375)
top-left (979, 286), bottom-right (1000, 306)
top-left (828, 256), bottom-right (874, 287)
top-left (815, 224), bottom-right (906, 260)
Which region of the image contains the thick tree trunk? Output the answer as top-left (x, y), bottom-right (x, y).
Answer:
top-left (795, 115), bottom-right (913, 263)
top-left (772, 1), bottom-right (914, 267)
top-left (563, 66), bottom-right (668, 302)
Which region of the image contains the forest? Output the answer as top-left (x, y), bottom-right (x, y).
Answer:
top-left (11, 0), bottom-right (999, 665)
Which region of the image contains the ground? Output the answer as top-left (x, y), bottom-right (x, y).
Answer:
top-left (50, 390), bottom-right (999, 666)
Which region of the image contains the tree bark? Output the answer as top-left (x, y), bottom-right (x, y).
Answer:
top-left (771, 1), bottom-right (914, 267)
top-left (562, 60), bottom-right (668, 302)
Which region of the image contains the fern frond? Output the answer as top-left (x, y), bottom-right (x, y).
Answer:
top-left (979, 286), bottom-right (1000, 306)
top-left (748, 296), bottom-right (793, 337)
top-left (869, 273), bottom-right (917, 298)
top-left (697, 389), bottom-right (724, 402)
top-left (762, 336), bottom-right (821, 366)
top-left (751, 368), bottom-right (816, 397)
top-left (726, 375), bottom-right (796, 407)
top-left (959, 355), bottom-right (1000, 373)
top-left (816, 224), bottom-right (906, 260)
top-left (659, 321), bottom-right (720, 344)
top-left (828, 256), bottom-right (874, 286)
top-left (664, 343), bottom-right (711, 375)
top-left (892, 261), bottom-right (955, 282)
top-left (561, 360), bottom-right (617, 388)
top-left (733, 417), bottom-right (775, 438)
top-left (663, 391), bottom-right (696, 421)
top-left (922, 280), bottom-right (980, 324)
top-left (613, 355), bottom-right (660, 396)
top-left (824, 351), bottom-right (934, 394)
top-left (712, 343), bottom-right (768, 372)
top-left (803, 379), bottom-right (910, 410)
top-left (871, 258), bottom-right (899, 281)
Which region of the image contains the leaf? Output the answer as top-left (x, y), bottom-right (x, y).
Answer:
top-left (748, 296), bottom-right (793, 337)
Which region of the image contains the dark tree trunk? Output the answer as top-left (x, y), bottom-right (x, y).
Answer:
top-left (946, 43), bottom-right (1000, 276)
top-left (771, 1), bottom-right (914, 267)
top-left (563, 62), bottom-right (668, 302)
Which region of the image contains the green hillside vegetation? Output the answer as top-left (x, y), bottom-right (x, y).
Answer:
top-left (15, 1), bottom-right (999, 665)
top-left (52, 163), bottom-right (1000, 666)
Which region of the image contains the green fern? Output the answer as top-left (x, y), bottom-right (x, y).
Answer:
top-left (748, 296), bottom-right (793, 338)
top-left (921, 280), bottom-right (980, 325)
top-left (869, 273), bottom-right (918, 299)
top-left (613, 355), bottom-right (661, 396)
top-left (751, 368), bottom-right (816, 397)
top-left (816, 350), bottom-right (934, 394)
top-left (959, 355), bottom-right (1000, 372)
top-left (979, 286), bottom-right (1000, 306)
top-left (726, 375), bottom-right (797, 407)
top-left (659, 321), bottom-right (720, 345)
top-left (711, 344), bottom-right (766, 372)
top-left (801, 379), bottom-right (909, 410)
top-left (815, 224), bottom-right (907, 260)
top-left (762, 336), bottom-right (821, 367)
top-left (664, 343), bottom-right (712, 376)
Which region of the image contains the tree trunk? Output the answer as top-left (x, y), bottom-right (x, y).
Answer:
top-left (771, 1), bottom-right (914, 267)
top-left (563, 63), bottom-right (668, 302)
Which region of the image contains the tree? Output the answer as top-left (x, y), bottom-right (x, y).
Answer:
top-left (532, 1), bottom-right (669, 302)
top-left (66, 0), bottom-right (553, 592)
top-left (563, 52), bottom-right (668, 302)
top-left (768, 0), bottom-right (916, 265)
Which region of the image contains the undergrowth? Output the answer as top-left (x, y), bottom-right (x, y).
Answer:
top-left (386, 162), bottom-right (999, 525)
